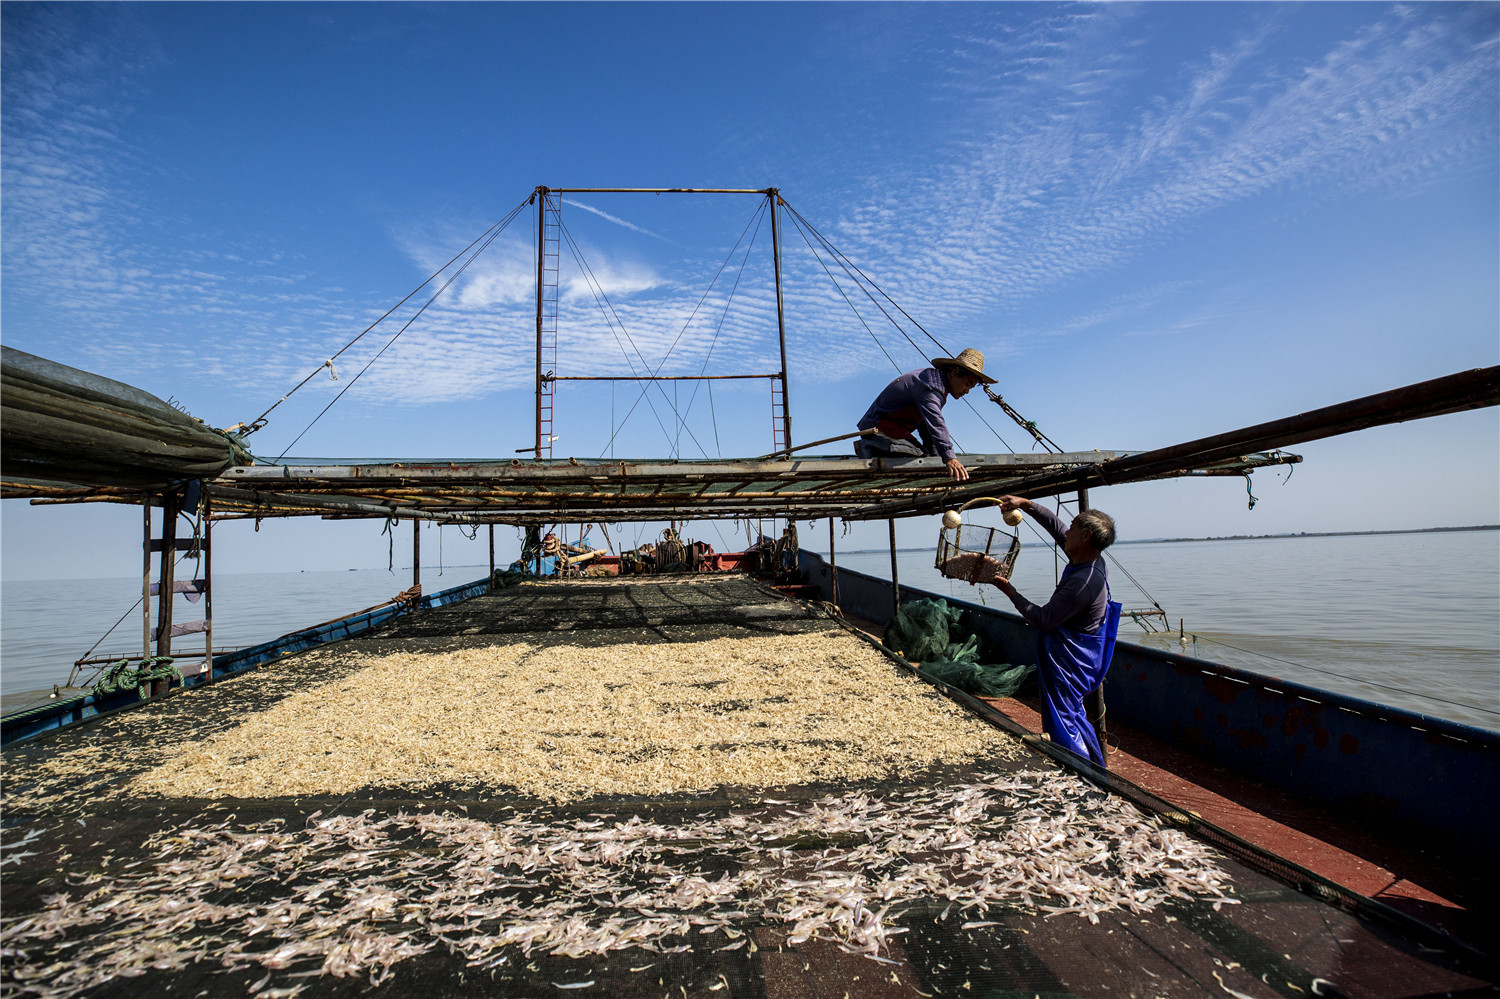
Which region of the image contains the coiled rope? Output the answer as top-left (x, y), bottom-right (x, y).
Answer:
top-left (94, 657), bottom-right (181, 698)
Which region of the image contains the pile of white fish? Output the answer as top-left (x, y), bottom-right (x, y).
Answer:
top-left (1, 769), bottom-right (1236, 998)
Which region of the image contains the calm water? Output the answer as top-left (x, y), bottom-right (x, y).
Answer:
top-left (0, 566), bottom-right (488, 710)
top-left (2, 532), bottom-right (1497, 731)
top-left (829, 529), bottom-right (1499, 732)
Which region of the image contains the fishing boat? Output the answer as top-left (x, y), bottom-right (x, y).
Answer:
top-left (2, 187), bottom-right (1497, 996)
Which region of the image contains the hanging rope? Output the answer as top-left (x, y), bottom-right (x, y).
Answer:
top-left (382, 516), bottom-right (397, 572)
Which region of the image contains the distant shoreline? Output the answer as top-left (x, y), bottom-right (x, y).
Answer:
top-left (1118, 524), bottom-right (1500, 546)
top-left (837, 524), bottom-right (1499, 555)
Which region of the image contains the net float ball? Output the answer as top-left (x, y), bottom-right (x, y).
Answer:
top-left (1003, 508), bottom-right (1024, 527)
top-left (942, 509), bottom-right (963, 530)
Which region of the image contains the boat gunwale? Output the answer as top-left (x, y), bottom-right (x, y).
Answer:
top-left (805, 551), bottom-right (1500, 749)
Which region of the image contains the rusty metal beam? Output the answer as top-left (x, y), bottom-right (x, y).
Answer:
top-left (847, 367), bottom-right (1497, 520)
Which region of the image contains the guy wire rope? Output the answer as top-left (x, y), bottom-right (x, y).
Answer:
top-left (237, 196), bottom-right (532, 439)
top-left (554, 216), bottom-right (677, 452)
top-left (1179, 633), bottom-right (1500, 721)
top-left (676, 201), bottom-right (771, 458)
top-left (786, 195), bottom-right (1172, 622)
top-left (785, 200), bottom-right (1172, 619)
top-left (780, 201), bottom-right (1025, 455)
top-left (569, 198), bottom-right (769, 460)
top-left (275, 207), bottom-right (526, 460)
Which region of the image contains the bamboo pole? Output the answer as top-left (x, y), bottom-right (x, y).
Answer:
top-left (857, 366), bottom-right (1500, 518)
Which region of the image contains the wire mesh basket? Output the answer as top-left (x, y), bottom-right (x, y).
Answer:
top-left (936, 522), bottom-right (1020, 585)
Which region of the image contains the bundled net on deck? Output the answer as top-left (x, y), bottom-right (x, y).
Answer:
top-left (936, 521), bottom-right (1020, 585)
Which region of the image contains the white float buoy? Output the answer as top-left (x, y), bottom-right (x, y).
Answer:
top-left (1003, 508), bottom-right (1024, 527)
top-left (942, 509), bottom-right (962, 530)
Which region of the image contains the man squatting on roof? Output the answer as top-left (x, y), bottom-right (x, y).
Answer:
top-left (989, 496), bottom-right (1123, 768)
top-left (855, 348), bottom-right (995, 482)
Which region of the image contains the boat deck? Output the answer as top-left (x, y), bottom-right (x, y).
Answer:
top-left (2, 576), bottom-right (1493, 998)
top-left (985, 695), bottom-right (1492, 941)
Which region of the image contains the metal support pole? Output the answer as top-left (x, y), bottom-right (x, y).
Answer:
top-left (413, 519), bottom-right (421, 593)
top-left (534, 186), bottom-right (548, 459)
top-left (489, 524), bottom-right (496, 588)
top-left (888, 518), bottom-right (900, 621)
top-left (204, 493), bottom-right (214, 680)
top-left (1079, 488), bottom-right (1108, 766)
top-left (155, 493), bottom-right (178, 660)
top-left (829, 518), bottom-right (839, 609)
top-left (768, 190), bottom-right (793, 452)
top-left (142, 502), bottom-right (152, 660)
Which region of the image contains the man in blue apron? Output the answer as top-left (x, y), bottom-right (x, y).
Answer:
top-left (989, 496), bottom-right (1122, 768)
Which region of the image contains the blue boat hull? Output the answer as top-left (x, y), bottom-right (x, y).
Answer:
top-left (801, 550), bottom-right (1500, 879)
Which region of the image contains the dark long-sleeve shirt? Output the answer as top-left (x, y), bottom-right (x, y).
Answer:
top-left (1003, 504), bottom-right (1109, 634)
top-left (856, 367), bottom-right (956, 462)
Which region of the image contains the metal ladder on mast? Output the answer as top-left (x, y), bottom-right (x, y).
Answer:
top-left (537, 192), bottom-right (561, 459)
top-left (770, 376), bottom-right (789, 457)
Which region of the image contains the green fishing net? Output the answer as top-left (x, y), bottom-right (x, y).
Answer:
top-left (884, 598), bottom-right (976, 664)
top-left (919, 659), bottom-right (1034, 698)
top-left (884, 597), bottom-right (1033, 698)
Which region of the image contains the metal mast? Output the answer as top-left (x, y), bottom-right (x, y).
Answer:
top-left (768, 189), bottom-right (792, 455)
top-left (534, 187), bottom-right (561, 459)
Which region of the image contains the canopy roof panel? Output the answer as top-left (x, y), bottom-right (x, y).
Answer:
top-left (4, 449), bottom-right (1298, 524)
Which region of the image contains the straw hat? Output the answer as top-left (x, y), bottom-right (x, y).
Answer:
top-left (932, 348), bottom-right (996, 385)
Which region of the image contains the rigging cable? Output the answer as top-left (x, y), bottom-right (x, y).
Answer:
top-left (238, 195), bottom-right (532, 438)
top-left (782, 201), bottom-right (1169, 614)
top-left (552, 217), bottom-right (682, 455)
top-left (781, 203), bottom-right (1024, 454)
top-left (1182, 634), bottom-right (1500, 720)
top-left (677, 202), bottom-right (770, 457)
top-left (782, 211), bottom-right (905, 374)
top-left (579, 200), bottom-right (769, 460)
top-left (274, 198), bottom-right (532, 460)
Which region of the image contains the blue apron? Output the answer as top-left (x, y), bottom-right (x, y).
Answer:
top-left (1035, 572), bottom-right (1122, 768)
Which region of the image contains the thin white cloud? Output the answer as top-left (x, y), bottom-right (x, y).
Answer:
top-left (2, 3), bottom-right (1492, 445)
top-left (806, 3), bottom-right (1497, 374)
top-left (561, 199), bottom-right (673, 242)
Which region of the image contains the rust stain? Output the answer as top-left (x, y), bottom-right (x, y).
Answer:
top-left (1277, 701), bottom-right (1331, 755)
top-left (1340, 733), bottom-right (1359, 755)
top-left (1214, 712), bottom-right (1269, 751)
top-left (1200, 674), bottom-right (1246, 705)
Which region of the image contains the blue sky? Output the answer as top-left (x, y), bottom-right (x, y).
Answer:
top-left (2, 1), bottom-right (1496, 579)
